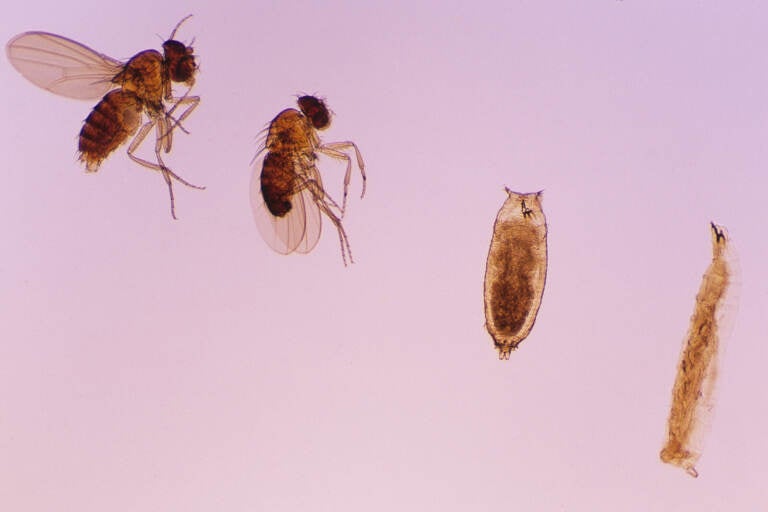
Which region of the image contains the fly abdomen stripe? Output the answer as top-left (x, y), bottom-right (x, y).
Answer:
top-left (79, 90), bottom-right (142, 168)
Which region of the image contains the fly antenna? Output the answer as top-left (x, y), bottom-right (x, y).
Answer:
top-left (170, 14), bottom-right (193, 40)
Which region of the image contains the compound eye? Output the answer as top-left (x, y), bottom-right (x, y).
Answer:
top-left (298, 95), bottom-right (330, 129)
top-left (173, 55), bottom-right (196, 83)
top-left (163, 41), bottom-right (196, 83)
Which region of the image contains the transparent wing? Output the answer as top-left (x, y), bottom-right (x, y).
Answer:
top-left (294, 167), bottom-right (323, 254)
top-left (250, 160), bottom-right (322, 255)
top-left (6, 31), bottom-right (124, 100)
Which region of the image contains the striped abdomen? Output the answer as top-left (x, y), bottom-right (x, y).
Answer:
top-left (79, 90), bottom-right (143, 172)
top-left (261, 151), bottom-right (299, 217)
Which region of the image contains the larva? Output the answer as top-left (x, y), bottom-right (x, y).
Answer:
top-left (483, 189), bottom-right (548, 359)
top-left (660, 222), bottom-right (735, 478)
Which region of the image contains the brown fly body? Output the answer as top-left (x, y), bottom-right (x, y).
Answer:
top-left (250, 95), bottom-right (366, 265)
top-left (7, 15), bottom-right (202, 218)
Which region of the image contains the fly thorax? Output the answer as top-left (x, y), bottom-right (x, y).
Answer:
top-left (119, 50), bottom-right (165, 103)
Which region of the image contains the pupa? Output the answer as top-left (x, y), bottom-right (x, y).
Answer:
top-left (483, 188), bottom-right (547, 359)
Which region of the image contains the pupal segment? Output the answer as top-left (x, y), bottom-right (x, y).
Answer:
top-left (660, 222), bottom-right (735, 478)
top-left (483, 188), bottom-right (548, 359)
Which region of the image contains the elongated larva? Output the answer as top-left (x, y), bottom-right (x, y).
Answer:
top-left (483, 189), bottom-right (547, 359)
top-left (660, 222), bottom-right (734, 478)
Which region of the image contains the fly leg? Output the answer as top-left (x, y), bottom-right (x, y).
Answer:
top-left (297, 164), bottom-right (343, 215)
top-left (156, 94), bottom-right (200, 153)
top-left (314, 197), bottom-right (354, 266)
top-left (304, 179), bottom-right (343, 215)
top-left (295, 172), bottom-right (353, 266)
top-left (161, 94), bottom-right (200, 151)
top-left (316, 141), bottom-right (366, 217)
top-left (126, 119), bottom-right (204, 219)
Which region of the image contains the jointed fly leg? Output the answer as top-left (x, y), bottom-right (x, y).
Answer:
top-left (126, 118), bottom-right (204, 219)
top-left (316, 140), bottom-right (366, 217)
top-left (155, 94), bottom-right (200, 153)
top-left (294, 171), bottom-right (354, 265)
top-left (314, 194), bottom-right (354, 266)
top-left (164, 94), bottom-right (200, 144)
top-left (299, 171), bottom-right (344, 216)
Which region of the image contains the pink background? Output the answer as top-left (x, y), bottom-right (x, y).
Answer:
top-left (2, 1), bottom-right (767, 510)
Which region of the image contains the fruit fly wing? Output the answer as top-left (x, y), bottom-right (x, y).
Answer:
top-left (249, 164), bottom-right (323, 255)
top-left (290, 187), bottom-right (322, 254)
top-left (6, 32), bottom-right (124, 100)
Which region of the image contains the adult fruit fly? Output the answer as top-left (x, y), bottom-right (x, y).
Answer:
top-left (6, 15), bottom-right (203, 219)
top-left (250, 95), bottom-right (366, 265)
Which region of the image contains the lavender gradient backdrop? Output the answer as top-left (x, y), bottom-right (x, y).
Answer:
top-left (2, 1), bottom-right (767, 510)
